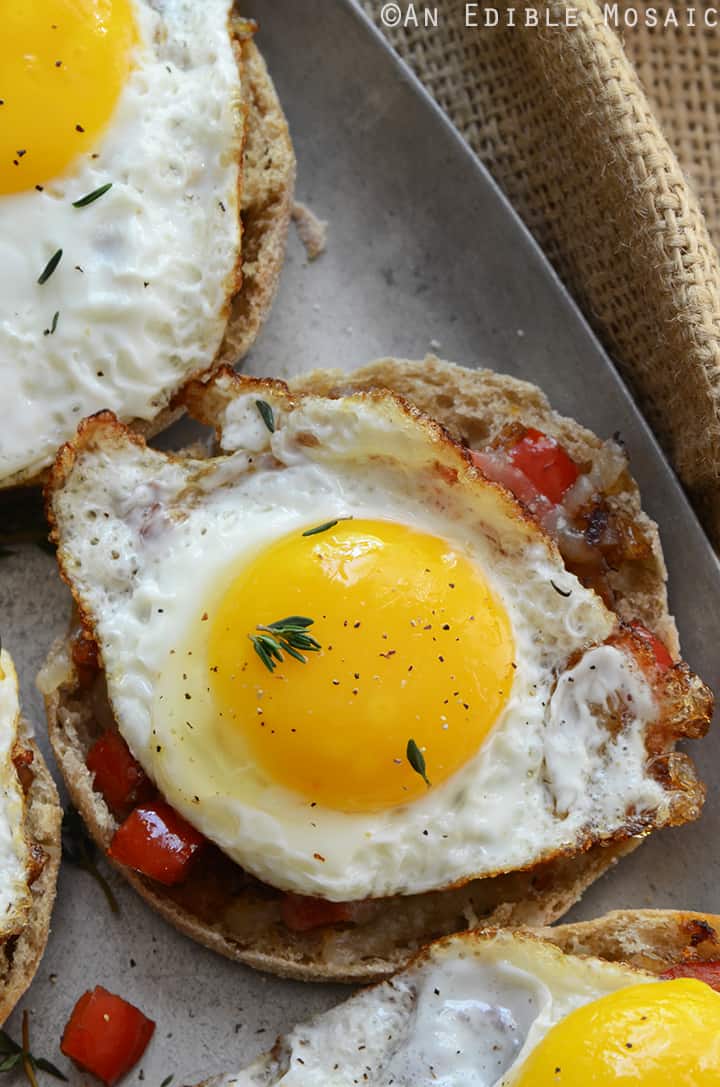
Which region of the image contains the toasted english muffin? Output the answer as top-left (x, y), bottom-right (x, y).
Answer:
top-left (193, 908), bottom-right (720, 1086)
top-left (3, 31), bottom-right (295, 491)
top-left (40, 357), bottom-right (712, 982)
top-left (0, 652), bottom-right (61, 1024)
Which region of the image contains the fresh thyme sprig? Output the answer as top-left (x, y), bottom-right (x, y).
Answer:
top-left (72, 182), bottom-right (112, 208)
top-left (406, 738), bottom-right (431, 788)
top-left (0, 1011), bottom-right (66, 1086)
top-left (250, 616), bottom-right (320, 673)
top-left (62, 807), bottom-right (119, 914)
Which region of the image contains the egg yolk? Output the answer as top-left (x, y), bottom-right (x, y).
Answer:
top-left (514, 979), bottom-right (720, 1084)
top-left (208, 519), bottom-right (515, 813)
top-left (1, 1), bottom-right (137, 194)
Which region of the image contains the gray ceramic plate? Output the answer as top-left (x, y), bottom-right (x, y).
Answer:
top-left (1, 1), bottom-right (719, 1082)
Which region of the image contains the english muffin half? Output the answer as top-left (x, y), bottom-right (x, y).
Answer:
top-left (41, 358), bottom-right (712, 981)
top-left (0, 650), bottom-right (61, 1023)
top-left (193, 909), bottom-right (720, 1085)
top-left (1, 10), bottom-right (294, 490)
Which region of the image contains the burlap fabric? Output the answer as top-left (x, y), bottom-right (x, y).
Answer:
top-left (623, 17), bottom-right (720, 243)
top-left (361, 0), bottom-right (720, 546)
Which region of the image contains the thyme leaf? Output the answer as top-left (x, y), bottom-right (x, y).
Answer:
top-left (37, 249), bottom-right (62, 285)
top-left (301, 517), bottom-right (352, 537)
top-left (255, 399), bottom-right (275, 433)
top-left (406, 738), bottom-right (431, 787)
top-left (72, 182), bottom-right (112, 208)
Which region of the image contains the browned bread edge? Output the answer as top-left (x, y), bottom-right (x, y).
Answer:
top-left (0, 734), bottom-right (62, 1024)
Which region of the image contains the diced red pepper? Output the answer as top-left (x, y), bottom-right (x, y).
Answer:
top-left (12, 743), bottom-right (34, 792)
top-left (108, 799), bottom-right (205, 886)
top-left (86, 730), bottom-right (153, 818)
top-left (280, 893), bottom-right (355, 932)
top-left (629, 619), bottom-right (673, 670)
top-left (71, 631), bottom-right (101, 689)
top-left (507, 427), bottom-right (579, 505)
top-left (61, 986), bottom-right (155, 1085)
top-left (12, 745), bottom-right (33, 772)
top-left (661, 960), bottom-right (720, 990)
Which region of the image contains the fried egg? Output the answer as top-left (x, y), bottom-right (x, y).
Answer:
top-left (0, 651), bottom-right (35, 937)
top-left (0, 0), bottom-right (243, 486)
top-left (220, 930), bottom-right (720, 1086)
top-left (48, 372), bottom-right (704, 901)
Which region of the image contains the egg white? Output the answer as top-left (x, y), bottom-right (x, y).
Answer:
top-left (0, 0), bottom-right (242, 485)
top-left (221, 930), bottom-right (654, 1087)
top-left (49, 378), bottom-right (676, 901)
top-left (0, 651), bottom-right (34, 937)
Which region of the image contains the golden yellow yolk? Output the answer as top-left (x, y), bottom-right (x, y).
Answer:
top-left (514, 979), bottom-right (720, 1085)
top-left (1, 1), bottom-right (137, 194)
top-left (208, 519), bottom-right (515, 813)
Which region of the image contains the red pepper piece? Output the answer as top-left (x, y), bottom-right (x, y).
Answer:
top-left (86, 730), bottom-right (152, 817)
top-left (108, 799), bottom-right (205, 886)
top-left (71, 631), bottom-right (101, 688)
top-left (507, 427), bottom-right (579, 505)
top-left (280, 892), bottom-right (355, 932)
top-left (61, 986), bottom-right (155, 1085)
top-left (661, 961), bottom-right (720, 990)
top-left (629, 619), bottom-right (674, 670)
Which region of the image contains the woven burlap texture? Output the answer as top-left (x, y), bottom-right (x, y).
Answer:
top-left (623, 16), bottom-right (720, 245)
top-left (362, 0), bottom-right (720, 545)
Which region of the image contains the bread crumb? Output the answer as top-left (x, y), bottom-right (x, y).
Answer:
top-left (292, 201), bottom-right (327, 261)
